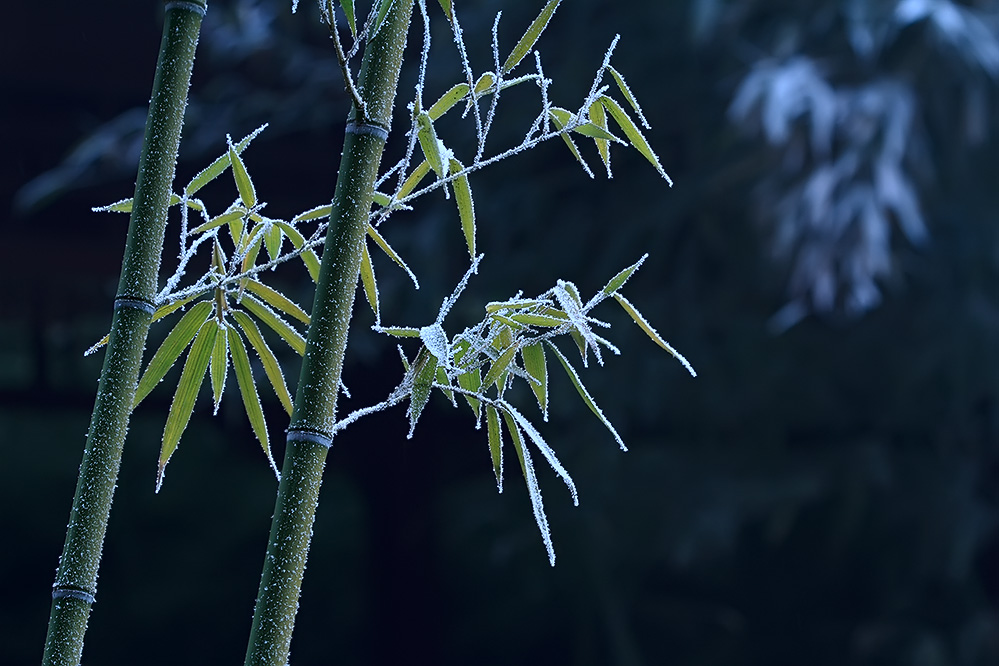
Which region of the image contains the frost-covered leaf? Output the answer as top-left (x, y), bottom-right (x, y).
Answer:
top-left (607, 65), bottom-right (651, 129)
top-left (397, 159), bottom-right (432, 199)
top-left (359, 241), bottom-right (379, 320)
top-left (548, 109), bottom-right (594, 177)
top-left (485, 405), bottom-right (504, 491)
top-left (264, 224), bottom-right (283, 262)
top-left (436, 0), bottom-right (452, 22)
top-left (228, 135), bottom-right (257, 208)
top-left (502, 401), bottom-right (577, 505)
top-left (500, 408), bottom-right (555, 566)
top-left (134, 300), bottom-right (214, 408)
top-left (521, 342), bottom-right (548, 418)
top-left (435, 364), bottom-right (455, 404)
top-left (92, 197), bottom-right (134, 214)
top-left (612, 293), bottom-right (696, 377)
top-left (243, 279), bottom-right (310, 325)
top-left (406, 348), bottom-right (438, 437)
top-left (509, 312), bottom-right (566, 327)
top-left (483, 343), bottom-right (519, 390)
top-left (240, 293), bottom-right (306, 355)
top-left (291, 203), bottom-right (333, 223)
top-left (228, 325), bottom-right (278, 478)
top-left (367, 223), bottom-right (420, 289)
top-left (370, 0), bottom-right (396, 40)
top-left (546, 341), bottom-right (626, 450)
top-left (231, 310), bottom-right (294, 415)
top-left (597, 253), bottom-right (647, 299)
top-left (449, 158), bottom-right (475, 257)
top-left (210, 319), bottom-right (229, 414)
top-left (474, 71), bottom-right (495, 96)
top-left (191, 205), bottom-right (246, 235)
top-left (340, 0), bottom-right (356, 36)
top-left (373, 325), bottom-right (422, 337)
top-left (502, 0), bottom-right (562, 74)
top-left (186, 124), bottom-right (267, 197)
top-left (457, 364), bottom-right (482, 418)
top-left (428, 83), bottom-right (470, 120)
top-left (416, 111), bottom-right (447, 178)
top-left (600, 95), bottom-right (672, 185)
top-left (157, 319), bottom-right (217, 492)
top-left (273, 220), bottom-right (320, 282)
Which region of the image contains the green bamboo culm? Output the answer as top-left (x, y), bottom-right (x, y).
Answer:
top-left (243, 1), bottom-right (415, 664)
top-left (41, 3), bottom-right (207, 665)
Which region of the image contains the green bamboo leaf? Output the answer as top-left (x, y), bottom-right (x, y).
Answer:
top-left (607, 65), bottom-right (651, 129)
top-left (499, 408), bottom-right (555, 565)
top-left (210, 320), bottom-right (229, 413)
top-left (372, 192), bottom-right (392, 207)
top-left (264, 224), bottom-right (283, 262)
top-left (92, 197), bottom-right (134, 214)
top-left (231, 310), bottom-right (295, 415)
top-left (571, 122), bottom-right (623, 142)
top-left (370, 0), bottom-right (396, 40)
top-left (502, 0), bottom-right (561, 74)
top-left (291, 204), bottom-right (333, 223)
top-left (485, 405), bottom-right (504, 491)
top-left (428, 83), bottom-right (470, 120)
top-left (156, 320), bottom-right (217, 492)
top-left (186, 124), bottom-right (267, 197)
top-left (191, 205), bottom-right (246, 235)
top-left (449, 158), bottom-right (475, 258)
top-left (273, 220), bottom-right (320, 282)
top-left (485, 299), bottom-right (544, 312)
top-left (373, 326), bottom-right (422, 337)
top-left (229, 214), bottom-right (245, 248)
top-left (589, 98), bottom-right (611, 172)
top-left (599, 254), bottom-right (647, 297)
top-left (359, 240), bottom-right (379, 319)
top-left (546, 341), bottom-right (625, 450)
top-left (239, 293), bottom-right (306, 356)
top-left (367, 223), bottom-right (420, 289)
top-left (473, 71), bottom-right (495, 96)
top-left (134, 301), bottom-right (214, 408)
top-left (340, 0), bottom-right (356, 36)
top-left (227, 326), bottom-right (278, 477)
top-left (483, 343), bottom-right (519, 390)
top-left (612, 293), bottom-right (696, 377)
top-left (416, 111), bottom-right (446, 177)
top-left (243, 279), bottom-right (310, 325)
top-left (436, 0), bottom-right (452, 21)
top-left (600, 95), bottom-right (672, 185)
top-left (509, 312), bottom-right (567, 328)
top-left (228, 135), bottom-right (257, 208)
top-left (457, 365), bottom-right (482, 418)
top-left (397, 159), bottom-right (432, 199)
top-left (521, 342), bottom-right (548, 418)
top-left (490, 313), bottom-right (527, 332)
top-left (548, 108), bottom-right (593, 176)
top-left (406, 348), bottom-right (437, 437)
top-left (435, 364), bottom-right (455, 404)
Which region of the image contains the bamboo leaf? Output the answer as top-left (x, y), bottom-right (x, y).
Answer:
top-left (428, 83), bottom-right (470, 120)
top-left (157, 320), bottom-right (217, 492)
top-left (191, 205), bottom-right (246, 235)
top-left (571, 122), bottom-right (624, 142)
top-left (134, 301), bottom-right (214, 408)
top-left (240, 293), bottom-right (306, 356)
top-left (509, 312), bottom-right (566, 328)
top-left (449, 158), bottom-right (475, 258)
top-left (548, 109), bottom-right (593, 177)
top-left (264, 224), bottom-right (283, 262)
top-left (473, 71), bottom-right (495, 96)
top-left (231, 310), bottom-right (295, 415)
top-left (598, 254), bottom-right (647, 298)
top-left (273, 220), bottom-right (320, 282)
top-left (210, 320), bottom-right (229, 414)
top-left (243, 279), bottom-right (310, 325)
top-left (500, 408), bottom-right (555, 566)
top-left (457, 365), bottom-right (482, 419)
top-left (367, 223), bottom-right (420, 289)
top-left (359, 241), bottom-right (379, 320)
top-left (291, 204), bottom-right (333, 223)
top-left (373, 326), bottom-right (421, 337)
top-left (228, 135), bottom-right (257, 208)
top-left (340, 0), bottom-right (356, 36)
top-left (502, 0), bottom-right (562, 74)
top-left (370, 0), bottom-right (396, 40)
top-left (406, 348), bottom-right (437, 437)
top-left (607, 65), bottom-right (651, 129)
top-left (502, 400), bottom-right (577, 504)
top-left (416, 111), bottom-right (446, 177)
top-left (600, 95), bottom-right (672, 185)
top-left (397, 159), bottom-right (432, 199)
top-left (227, 325), bottom-right (278, 478)
top-left (485, 405), bottom-right (504, 491)
top-left (435, 364), bottom-right (455, 404)
top-left (521, 342), bottom-right (548, 418)
top-left (546, 341), bottom-right (626, 450)
top-left (483, 343), bottom-right (519, 390)
top-left (436, 0), bottom-right (452, 22)
top-left (92, 197), bottom-right (134, 214)
top-left (185, 124), bottom-right (267, 197)
top-left (612, 293), bottom-right (696, 377)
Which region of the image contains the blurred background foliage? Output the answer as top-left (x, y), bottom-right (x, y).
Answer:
top-left (3, 0), bottom-right (997, 664)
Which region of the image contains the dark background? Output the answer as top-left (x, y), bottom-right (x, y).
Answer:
top-left (3, 0), bottom-right (998, 664)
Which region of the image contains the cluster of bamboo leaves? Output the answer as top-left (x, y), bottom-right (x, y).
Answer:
top-left (86, 0), bottom-right (688, 559)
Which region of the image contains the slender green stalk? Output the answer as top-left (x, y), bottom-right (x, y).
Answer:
top-left (42, 3), bottom-right (207, 664)
top-left (244, 2), bottom-right (415, 664)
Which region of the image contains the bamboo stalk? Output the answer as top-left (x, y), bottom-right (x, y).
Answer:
top-left (42, 3), bottom-right (207, 664)
top-left (243, 2), bottom-right (415, 664)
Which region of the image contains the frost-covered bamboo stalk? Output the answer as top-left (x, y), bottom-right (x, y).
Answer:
top-left (41, 2), bottom-right (207, 664)
top-left (243, 1), bottom-right (415, 664)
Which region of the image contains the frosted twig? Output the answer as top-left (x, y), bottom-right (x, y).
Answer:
top-left (324, 0), bottom-right (367, 119)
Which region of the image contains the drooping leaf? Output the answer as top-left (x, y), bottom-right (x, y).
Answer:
top-left (134, 301), bottom-right (214, 408)
top-left (359, 241), bottom-right (379, 320)
top-left (483, 343), bottom-right (519, 390)
top-left (548, 109), bottom-right (594, 177)
top-left (231, 310), bottom-right (294, 415)
top-left (428, 83), bottom-right (470, 120)
top-left (209, 319), bottom-right (229, 414)
top-left (449, 158), bottom-right (475, 257)
top-left (227, 325), bottom-right (278, 478)
top-left (239, 293), bottom-right (306, 355)
top-left (157, 320), bottom-right (217, 492)
top-left (500, 408), bottom-right (555, 566)
top-left (485, 405), bottom-right (504, 491)
top-left (600, 95), bottom-right (672, 185)
top-left (273, 220), bottom-right (320, 282)
top-left (186, 124), bottom-right (267, 197)
top-left (589, 98), bottom-right (611, 173)
top-left (416, 111), bottom-right (447, 177)
top-left (264, 224), bottom-right (283, 262)
top-left (367, 223), bottom-right (420, 289)
top-left (521, 342), bottom-right (548, 418)
top-left (406, 348), bottom-right (438, 437)
top-left (502, 401), bottom-right (577, 504)
top-left (607, 65), bottom-right (651, 129)
top-left (340, 0), bottom-right (356, 36)
top-left (546, 341), bottom-right (626, 450)
top-left (370, 0), bottom-right (396, 40)
top-left (243, 279), bottom-right (310, 325)
top-left (228, 135), bottom-right (257, 208)
top-left (457, 365), bottom-right (482, 419)
top-left (612, 293), bottom-right (696, 377)
top-left (436, 0), bottom-right (452, 22)
top-left (502, 0), bottom-right (562, 74)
